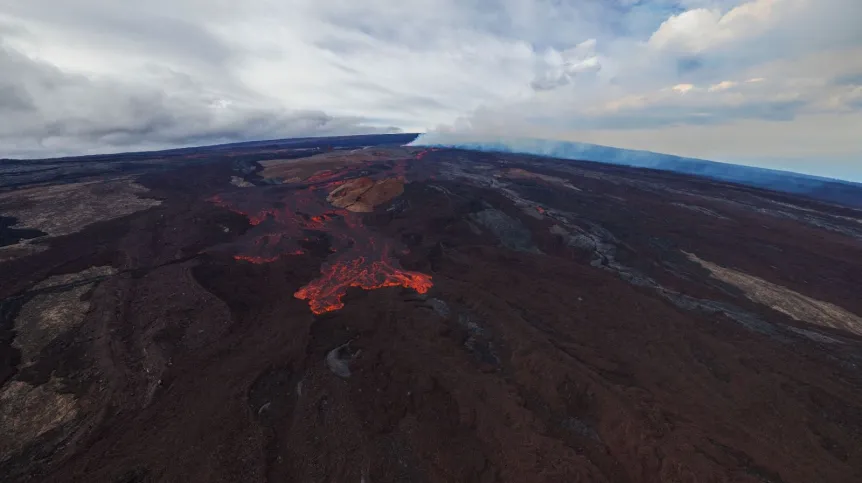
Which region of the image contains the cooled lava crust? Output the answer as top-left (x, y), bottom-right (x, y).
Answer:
top-left (2, 138), bottom-right (862, 483)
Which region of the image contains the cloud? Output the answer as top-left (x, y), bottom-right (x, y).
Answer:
top-left (672, 84), bottom-right (695, 94)
top-left (708, 80), bottom-right (737, 92)
top-left (0, 0), bottom-right (860, 179)
top-left (647, 0), bottom-right (778, 53)
top-left (433, 0), bottom-right (862, 178)
top-left (0, 43), bottom-right (397, 158)
top-left (531, 39), bottom-right (601, 91)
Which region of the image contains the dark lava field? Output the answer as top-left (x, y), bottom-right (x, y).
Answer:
top-left (2, 134), bottom-right (862, 482)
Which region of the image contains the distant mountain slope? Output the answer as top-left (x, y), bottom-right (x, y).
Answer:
top-left (411, 134), bottom-right (862, 209)
top-left (1, 133), bottom-right (421, 163)
top-left (6, 131), bottom-right (861, 209)
top-left (0, 133), bottom-right (423, 190)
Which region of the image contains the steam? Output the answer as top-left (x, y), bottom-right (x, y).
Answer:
top-left (408, 132), bottom-right (862, 207)
top-left (409, 132), bottom-right (675, 168)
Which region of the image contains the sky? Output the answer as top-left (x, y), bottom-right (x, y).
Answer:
top-left (1, 0), bottom-right (860, 179)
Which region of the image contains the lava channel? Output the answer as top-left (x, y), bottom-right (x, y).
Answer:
top-left (209, 165), bottom-right (433, 314)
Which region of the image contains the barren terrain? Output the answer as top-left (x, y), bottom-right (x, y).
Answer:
top-left (2, 135), bottom-right (862, 482)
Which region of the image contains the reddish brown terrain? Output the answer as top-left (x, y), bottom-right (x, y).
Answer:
top-left (2, 137), bottom-right (862, 482)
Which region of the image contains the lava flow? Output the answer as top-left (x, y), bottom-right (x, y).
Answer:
top-left (295, 251), bottom-right (433, 314)
top-left (209, 161), bottom-right (433, 314)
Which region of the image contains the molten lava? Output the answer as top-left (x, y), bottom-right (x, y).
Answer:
top-left (209, 159), bottom-right (433, 314)
top-left (294, 253), bottom-right (433, 314)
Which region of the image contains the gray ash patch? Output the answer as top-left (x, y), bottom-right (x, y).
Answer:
top-left (426, 298), bottom-right (451, 318)
top-left (470, 209), bottom-right (540, 253)
top-left (457, 314), bottom-right (500, 367)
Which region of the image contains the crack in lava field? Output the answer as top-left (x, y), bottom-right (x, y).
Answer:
top-left (209, 161), bottom-right (432, 314)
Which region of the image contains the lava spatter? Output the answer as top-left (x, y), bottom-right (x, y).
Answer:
top-left (210, 161), bottom-right (433, 314)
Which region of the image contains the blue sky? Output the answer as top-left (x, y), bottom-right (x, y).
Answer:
top-left (1, 0), bottom-right (860, 180)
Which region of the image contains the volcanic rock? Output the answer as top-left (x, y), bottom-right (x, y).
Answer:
top-left (498, 167), bottom-right (581, 190)
top-left (325, 342), bottom-right (358, 378)
top-left (12, 266), bottom-right (117, 365)
top-left (2, 135), bottom-right (862, 483)
top-left (0, 379), bottom-right (78, 462)
top-left (327, 177), bottom-right (404, 212)
top-left (470, 208), bottom-right (540, 253)
top-left (0, 178), bottom-right (160, 238)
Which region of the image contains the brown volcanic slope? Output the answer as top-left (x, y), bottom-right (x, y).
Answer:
top-left (2, 145), bottom-right (862, 482)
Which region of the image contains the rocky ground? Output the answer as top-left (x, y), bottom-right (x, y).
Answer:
top-left (2, 138), bottom-right (862, 482)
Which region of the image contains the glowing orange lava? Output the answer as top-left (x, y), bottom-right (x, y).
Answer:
top-left (210, 156), bottom-right (434, 315)
top-left (294, 254), bottom-right (433, 314)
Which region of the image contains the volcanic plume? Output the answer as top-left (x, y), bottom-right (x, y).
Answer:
top-left (209, 158), bottom-right (432, 314)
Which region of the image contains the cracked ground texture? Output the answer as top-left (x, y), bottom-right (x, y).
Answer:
top-left (2, 137), bottom-right (862, 482)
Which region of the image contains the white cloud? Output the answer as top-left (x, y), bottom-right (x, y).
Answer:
top-left (708, 80), bottom-right (737, 91)
top-left (672, 84), bottom-right (696, 94)
top-left (0, 0), bottom-right (860, 178)
top-left (531, 39), bottom-right (601, 91)
top-left (649, 0), bottom-right (860, 57)
top-left (649, 0), bottom-right (783, 53)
